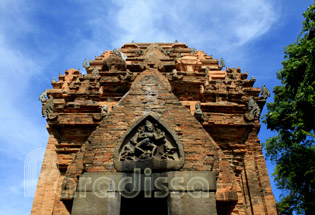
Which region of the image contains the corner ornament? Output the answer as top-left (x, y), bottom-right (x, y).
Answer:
top-left (114, 115), bottom-right (184, 172)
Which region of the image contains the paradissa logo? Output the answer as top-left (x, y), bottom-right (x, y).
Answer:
top-left (77, 168), bottom-right (211, 199)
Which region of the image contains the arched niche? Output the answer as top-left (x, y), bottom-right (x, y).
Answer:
top-left (113, 114), bottom-right (184, 172)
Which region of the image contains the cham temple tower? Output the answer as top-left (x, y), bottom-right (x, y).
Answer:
top-left (32, 42), bottom-right (278, 215)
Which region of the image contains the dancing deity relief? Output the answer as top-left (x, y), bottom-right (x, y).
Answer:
top-left (119, 119), bottom-right (178, 161)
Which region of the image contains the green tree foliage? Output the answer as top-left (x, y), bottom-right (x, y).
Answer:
top-left (263, 3), bottom-right (315, 214)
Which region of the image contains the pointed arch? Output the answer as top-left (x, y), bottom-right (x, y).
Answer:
top-left (113, 114), bottom-right (184, 172)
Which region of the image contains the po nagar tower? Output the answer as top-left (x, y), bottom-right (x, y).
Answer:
top-left (32, 42), bottom-right (278, 215)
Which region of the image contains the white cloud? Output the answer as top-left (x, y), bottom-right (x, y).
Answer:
top-left (0, 0), bottom-right (47, 159)
top-left (107, 0), bottom-right (278, 51)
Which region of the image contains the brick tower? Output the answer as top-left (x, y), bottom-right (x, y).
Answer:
top-left (32, 42), bottom-right (278, 215)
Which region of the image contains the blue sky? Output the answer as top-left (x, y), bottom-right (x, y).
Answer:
top-left (0, 0), bottom-right (313, 214)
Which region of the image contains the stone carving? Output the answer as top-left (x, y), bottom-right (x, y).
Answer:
top-left (119, 51), bottom-right (127, 61)
top-left (101, 105), bottom-right (108, 117)
top-left (220, 58), bottom-right (225, 68)
top-left (137, 49), bottom-right (142, 56)
top-left (103, 55), bottom-right (126, 71)
top-left (205, 67), bottom-right (209, 79)
top-left (113, 48), bottom-right (119, 56)
top-left (91, 67), bottom-right (99, 76)
top-left (260, 85), bottom-right (270, 99)
top-left (42, 95), bottom-right (54, 118)
top-left (245, 96), bottom-right (260, 120)
top-left (118, 118), bottom-right (179, 162)
top-left (171, 69), bottom-right (178, 79)
top-left (194, 102), bottom-right (204, 120)
top-left (39, 90), bottom-right (48, 102)
top-left (83, 59), bottom-right (89, 71)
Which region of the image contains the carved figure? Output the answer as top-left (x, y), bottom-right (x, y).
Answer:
top-left (119, 51), bottom-right (127, 61)
top-left (205, 67), bottom-right (209, 79)
top-left (39, 90), bottom-right (48, 102)
top-left (220, 58), bottom-right (225, 68)
top-left (83, 59), bottom-right (89, 71)
top-left (101, 105), bottom-right (108, 117)
top-left (171, 69), bottom-right (178, 79)
top-left (42, 96), bottom-right (54, 118)
top-left (248, 96), bottom-right (260, 119)
top-left (260, 85), bottom-right (270, 99)
top-left (194, 102), bottom-right (203, 116)
top-left (135, 121), bottom-right (159, 159)
top-left (119, 119), bottom-right (177, 161)
top-left (91, 67), bottom-right (99, 76)
top-left (113, 48), bottom-right (119, 56)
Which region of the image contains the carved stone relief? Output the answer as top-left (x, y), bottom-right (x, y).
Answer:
top-left (114, 115), bottom-right (184, 171)
top-left (171, 69), bottom-right (178, 79)
top-left (39, 90), bottom-right (47, 103)
top-left (245, 96), bottom-right (261, 121)
top-left (260, 85), bottom-right (270, 99)
top-left (42, 95), bottom-right (55, 118)
top-left (194, 102), bottom-right (204, 121)
top-left (83, 59), bottom-right (89, 72)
